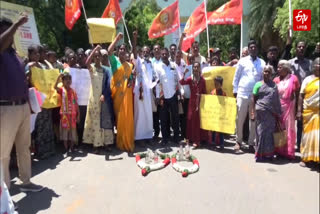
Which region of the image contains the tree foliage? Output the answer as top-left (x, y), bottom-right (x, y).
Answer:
top-left (124, 0), bottom-right (163, 48)
top-left (4, 0), bottom-right (108, 55)
top-left (249, 0), bottom-right (285, 39)
top-left (274, 0), bottom-right (319, 51)
top-left (199, 0), bottom-right (241, 61)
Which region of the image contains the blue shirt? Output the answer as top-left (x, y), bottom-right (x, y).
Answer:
top-left (0, 48), bottom-right (28, 101)
top-left (232, 55), bottom-right (266, 99)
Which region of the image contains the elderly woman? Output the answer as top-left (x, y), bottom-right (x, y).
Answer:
top-left (273, 60), bottom-right (300, 159)
top-left (297, 57), bottom-right (319, 167)
top-left (251, 65), bottom-right (282, 162)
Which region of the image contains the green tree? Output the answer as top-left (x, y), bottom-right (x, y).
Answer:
top-left (4, 0), bottom-right (108, 55)
top-left (199, 0), bottom-right (241, 62)
top-left (248, 0), bottom-right (287, 54)
top-left (125, 0), bottom-right (163, 48)
top-left (274, 0), bottom-right (319, 54)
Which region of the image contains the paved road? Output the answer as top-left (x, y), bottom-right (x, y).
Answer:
top-left (10, 140), bottom-right (319, 214)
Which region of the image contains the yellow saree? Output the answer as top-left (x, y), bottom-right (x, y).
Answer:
top-left (300, 76), bottom-right (319, 162)
top-left (110, 55), bottom-right (134, 152)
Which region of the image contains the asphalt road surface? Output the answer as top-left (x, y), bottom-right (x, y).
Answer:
top-left (9, 139), bottom-right (319, 214)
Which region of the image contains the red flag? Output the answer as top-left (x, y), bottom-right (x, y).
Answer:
top-left (101, 0), bottom-right (123, 25)
top-left (148, 1), bottom-right (180, 39)
top-left (181, 2), bottom-right (207, 52)
top-left (65, 0), bottom-right (82, 30)
top-left (208, 0), bottom-right (242, 25)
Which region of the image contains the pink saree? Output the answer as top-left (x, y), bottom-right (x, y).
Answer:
top-left (274, 74), bottom-right (300, 159)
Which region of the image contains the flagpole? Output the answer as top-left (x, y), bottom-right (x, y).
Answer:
top-left (80, 0), bottom-right (93, 45)
top-left (288, 0), bottom-right (292, 37)
top-left (178, 0), bottom-right (181, 39)
top-left (122, 15), bottom-right (133, 51)
top-left (204, 0), bottom-right (210, 58)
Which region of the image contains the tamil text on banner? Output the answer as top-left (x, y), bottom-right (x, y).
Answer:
top-left (0, 1), bottom-right (40, 57)
top-left (208, 0), bottom-right (242, 25)
top-left (31, 67), bottom-right (61, 109)
top-left (200, 95), bottom-right (236, 134)
top-left (148, 0), bottom-right (180, 39)
top-left (202, 66), bottom-right (236, 97)
top-left (69, 68), bottom-right (91, 106)
top-left (65, 0), bottom-right (82, 30)
top-left (87, 18), bottom-right (116, 44)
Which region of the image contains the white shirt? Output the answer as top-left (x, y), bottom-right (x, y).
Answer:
top-left (176, 61), bottom-right (191, 99)
top-left (155, 61), bottom-right (179, 99)
top-left (152, 57), bottom-right (162, 68)
top-left (134, 57), bottom-right (157, 90)
top-left (232, 55), bottom-right (266, 99)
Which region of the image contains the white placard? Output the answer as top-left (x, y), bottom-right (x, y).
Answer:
top-left (69, 68), bottom-right (91, 106)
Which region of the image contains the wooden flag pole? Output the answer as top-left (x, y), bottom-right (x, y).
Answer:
top-left (288, 0), bottom-right (292, 37)
top-left (204, 0), bottom-right (210, 58)
top-left (80, 0), bottom-right (93, 45)
top-left (122, 15), bottom-right (133, 51)
top-left (177, 0), bottom-right (181, 39)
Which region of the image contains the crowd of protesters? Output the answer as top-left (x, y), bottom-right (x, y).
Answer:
top-left (0, 15), bottom-right (319, 213)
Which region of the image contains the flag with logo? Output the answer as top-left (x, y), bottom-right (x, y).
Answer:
top-left (101, 0), bottom-right (123, 25)
top-left (65, 0), bottom-right (82, 30)
top-left (181, 2), bottom-right (207, 51)
top-left (208, 0), bottom-right (242, 25)
top-left (148, 1), bottom-right (180, 39)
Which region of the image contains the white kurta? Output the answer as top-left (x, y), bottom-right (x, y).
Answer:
top-left (134, 57), bottom-right (157, 140)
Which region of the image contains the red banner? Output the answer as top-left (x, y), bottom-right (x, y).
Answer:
top-left (181, 2), bottom-right (207, 51)
top-left (101, 0), bottom-right (123, 25)
top-left (148, 1), bottom-right (180, 39)
top-left (65, 0), bottom-right (82, 30)
top-left (208, 0), bottom-right (242, 25)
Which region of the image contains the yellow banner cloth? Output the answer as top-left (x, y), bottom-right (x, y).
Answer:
top-left (200, 95), bottom-right (236, 134)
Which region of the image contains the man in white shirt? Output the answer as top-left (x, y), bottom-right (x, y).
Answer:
top-left (155, 48), bottom-right (180, 144)
top-left (174, 50), bottom-right (190, 139)
top-left (232, 40), bottom-right (266, 152)
top-left (178, 33), bottom-right (206, 65)
top-left (169, 43), bottom-right (177, 63)
top-left (133, 36), bottom-right (158, 143)
top-left (152, 44), bottom-right (162, 138)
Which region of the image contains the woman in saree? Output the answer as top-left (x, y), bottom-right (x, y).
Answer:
top-left (273, 60), bottom-right (300, 159)
top-left (251, 65), bottom-right (282, 162)
top-left (83, 45), bottom-right (114, 154)
top-left (179, 62), bottom-right (210, 148)
top-left (297, 57), bottom-right (319, 167)
top-left (108, 33), bottom-right (135, 152)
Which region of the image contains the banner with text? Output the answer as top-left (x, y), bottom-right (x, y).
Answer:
top-left (202, 66), bottom-right (236, 97)
top-left (0, 1), bottom-right (40, 57)
top-left (200, 95), bottom-right (236, 134)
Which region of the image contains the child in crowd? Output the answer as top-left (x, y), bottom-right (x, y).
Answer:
top-left (211, 76), bottom-right (226, 149)
top-left (54, 72), bottom-right (80, 153)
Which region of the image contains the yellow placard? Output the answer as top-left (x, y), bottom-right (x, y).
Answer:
top-left (200, 95), bottom-right (237, 134)
top-left (0, 1), bottom-right (40, 57)
top-left (31, 67), bottom-right (61, 109)
top-left (202, 66), bottom-right (236, 97)
top-left (87, 18), bottom-right (116, 44)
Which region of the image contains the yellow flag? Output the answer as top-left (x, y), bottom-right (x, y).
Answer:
top-left (200, 95), bottom-right (236, 134)
top-left (202, 66), bottom-right (236, 97)
top-left (31, 67), bottom-right (60, 109)
top-left (87, 18), bottom-right (116, 44)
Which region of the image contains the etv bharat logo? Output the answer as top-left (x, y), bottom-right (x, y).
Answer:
top-left (293, 10), bottom-right (311, 31)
